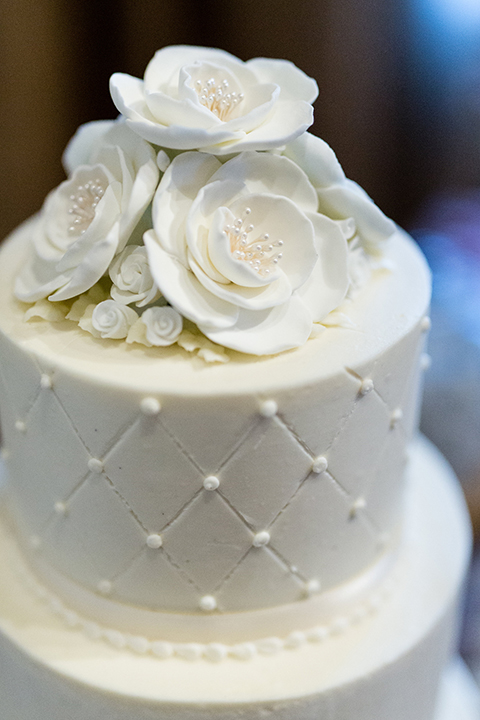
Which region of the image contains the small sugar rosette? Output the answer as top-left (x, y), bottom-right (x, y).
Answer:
top-left (15, 120), bottom-right (159, 303)
top-left (144, 151), bottom-right (350, 355)
top-left (89, 300), bottom-right (138, 339)
top-left (109, 245), bottom-right (159, 307)
top-left (110, 45), bottom-right (318, 154)
top-left (141, 307), bottom-right (183, 346)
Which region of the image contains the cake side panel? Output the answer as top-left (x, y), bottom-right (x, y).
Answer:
top-left (0, 312), bottom-right (429, 620)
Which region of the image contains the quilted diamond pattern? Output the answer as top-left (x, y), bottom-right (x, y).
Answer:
top-left (8, 388), bottom-right (92, 531)
top-left (160, 395), bottom-right (256, 473)
top-left (279, 369), bottom-right (360, 456)
top-left (103, 416), bottom-right (204, 531)
top-left (216, 546), bottom-right (305, 610)
top-left (327, 390), bottom-right (391, 496)
top-left (112, 546), bottom-right (200, 611)
top-left (161, 491), bottom-right (253, 592)
top-left (219, 417), bottom-right (313, 530)
top-left (269, 471), bottom-right (378, 590)
top-left (42, 474), bottom-right (146, 588)
top-left (53, 372), bottom-right (141, 458)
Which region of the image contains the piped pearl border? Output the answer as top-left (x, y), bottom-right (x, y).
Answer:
top-left (15, 554), bottom-right (395, 663)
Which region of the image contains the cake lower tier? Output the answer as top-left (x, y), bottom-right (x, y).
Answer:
top-left (0, 438), bottom-right (472, 720)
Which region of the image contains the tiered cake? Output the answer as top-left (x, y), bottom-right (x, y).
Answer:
top-left (0, 46), bottom-right (477, 719)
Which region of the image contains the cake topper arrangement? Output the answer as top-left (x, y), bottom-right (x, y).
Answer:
top-left (15, 45), bottom-right (395, 357)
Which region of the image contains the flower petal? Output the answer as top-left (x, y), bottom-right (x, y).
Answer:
top-left (144, 231), bottom-right (239, 330)
top-left (63, 120), bottom-right (116, 175)
top-left (202, 100), bottom-right (313, 154)
top-left (15, 254), bottom-right (70, 303)
top-left (200, 294), bottom-right (312, 355)
top-left (145, 92), bottom-right (221, 128)
top-left (283, 131), bottom-right (345, 187)
top-left (49, 225), bottom-right (120, 301)
top-left (189, 254), bottom-right (292, 310)
top-left (208, 152), bottom-right (318, 213)
top-left (297, 213), bottom-right (349, 322)
top-left (248, 58), bottom-right (319, 103)
top-left (317, 179), bottom-right (396, 253)
top-left (152, 152), bottom-right (221, 265)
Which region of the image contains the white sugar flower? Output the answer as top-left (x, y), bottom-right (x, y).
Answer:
top-left (284, 132), bottom-right (396, 254)
top-left (15, 120), bottom-right (159, 303)
top-left (110, 45), bottom-right (318, 155)
top-left (141, 307), bottom-right (183, 346)
top-left (144, 151), bottom-right (349, 355)
top-left (90, 300), bottom-right (138, 339)
top-left (109, 245), bottom-right (159, 306)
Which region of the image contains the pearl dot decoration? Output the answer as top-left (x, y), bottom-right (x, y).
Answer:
top-left (146, 533), bottom-right (163, 549)
top-left (97, 579), bottom-right (112, 595)
top-left (194, 76), bottom-right (244, 120)
top-left (199, 595), bottom-right (217, 612)
top-left (259, 399), bottom-right (278, 418)
top-left (312, 455), bottom-right (328, 474)
top-left (88, 458), bottom-right (104, 474)
top-left (351, 496), bottom-right (367, 517)
top-left (305, 578), bottom-right (321, 596)
top-left (203, 475), bottom-right (220, 491)
top-left (68, 178), bottom-right (106, 237)
top-left (40, 374), bottom-right (52, 389)
top-left (421, 353), bottom-right (432, 371)
top-left (0, 448), bottom-right (10, 460)
top-left (15, 548), bottom-right (395, 664)
top-left (421, 316), bottom-right (432, 332)
top-left (15, 420), bottom-right (26, 433)
top-left (252, 530), bottom-right (271, 547)
top-left (223, 207), bottom-right (285, 279)
top-left (390, 408), bottom-right (403, 428)
top-left (359, 378), bottom-right (374, 396)
top-left (140, 397), bottom-right (161, 416)
top-left (54, 501), bottom-right (67, 515)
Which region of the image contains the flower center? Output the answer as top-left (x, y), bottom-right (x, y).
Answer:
top-left (195, 77), bottom-right (244, 120)
top-left (224, 208), bottom-right (283, 278)
top-left (68, 178), bottom-right (106, 236)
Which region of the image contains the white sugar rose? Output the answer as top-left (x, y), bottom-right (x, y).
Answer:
top-left (284, 132), bottom-right (396, 254)
top-left (144, 151), bottom-right (349, 355)
top-left (110, 45), bottom-right (318, 155)
top-left (109, 245), bottom-right (159, 307)
top-left (90, 300), bottom-right (138, 339)
top-left (141, 307), bottom-right (183, 346)
top-left (15, 121), bottom-right (159, 303)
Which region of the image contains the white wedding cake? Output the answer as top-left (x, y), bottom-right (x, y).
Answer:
top-left (0, 46), bottom-right (478, 719)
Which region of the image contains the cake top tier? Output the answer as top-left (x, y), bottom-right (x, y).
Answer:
top-left (12, 45), bottom-right (397, 359)
top-left (2, 223), bottom-right (429, 395)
